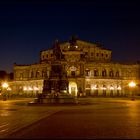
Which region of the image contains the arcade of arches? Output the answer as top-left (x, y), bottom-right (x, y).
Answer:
top-left (8, 38), bottom-right (140, 97)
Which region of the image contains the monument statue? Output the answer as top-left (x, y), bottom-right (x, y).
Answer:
top-left (53, 39), bottom-right (62, 60)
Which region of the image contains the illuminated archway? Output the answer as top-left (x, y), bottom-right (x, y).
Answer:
top-left (68, 81), bottom-right (77, 96)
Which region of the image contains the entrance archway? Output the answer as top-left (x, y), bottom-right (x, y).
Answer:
top-left (69, 82), bottom-right (77, 96)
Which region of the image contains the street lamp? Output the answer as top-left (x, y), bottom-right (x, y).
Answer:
top-left (2, 82), bottom-right (9, 101)
top-left (2, 82), bottom-right (9, 88)
top-left (128, 81), bottom-right (136, 100)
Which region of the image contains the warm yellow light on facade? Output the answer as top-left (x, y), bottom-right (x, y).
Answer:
top-left (128, 81), bottom-right (136, 88)
top-left (28, 87), bottom-right (33, 91)
top-left (34, 87), bottom-right (39, 91)
top-left (23, 87), bottom-right (27, 91)
top-left (110, 87), bottom-right (114, 90)
top-left (128, 81), bottom-right (136, 98)
top-left (2, 82), bottom-right (9, 88)
top-left (68, 82), bottom-right (77, 96)
top-left (91, 85), bottom-right (97, 90)
top-left (102, 87), bottom-right (106, 90)
top-left (117, 86), bottom-right (121, 90)
top-left (7, 87), bottom-right (11, 91)
top-left (63, 90), bottom-right (67, 93)
top-left (86, 79), bottom-right (90, 82)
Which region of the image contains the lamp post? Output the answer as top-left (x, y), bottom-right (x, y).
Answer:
top-left (128, 81), bottom-right (136, 100)
top-left (2, 82), bottom-right (9, 101)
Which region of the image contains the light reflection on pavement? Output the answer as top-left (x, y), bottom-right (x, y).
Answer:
top-left (0, 98), bottom-right (62, 138)
top-left (1, 98), bottom-right (140, 139)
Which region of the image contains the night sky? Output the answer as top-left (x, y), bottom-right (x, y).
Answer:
top-left (0, 0), bottom-right (140, 72)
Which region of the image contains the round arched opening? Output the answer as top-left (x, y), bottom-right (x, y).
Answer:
top-left (68, 82), bottom-right (77, 96)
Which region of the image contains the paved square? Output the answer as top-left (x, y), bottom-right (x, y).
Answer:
top-left (1, 98), bottom-right (140, 139)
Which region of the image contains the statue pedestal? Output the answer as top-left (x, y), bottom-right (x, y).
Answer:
top-left (32, 93), bottom-right (77, 104)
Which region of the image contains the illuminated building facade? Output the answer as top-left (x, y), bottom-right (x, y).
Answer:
top-left (9, 37), bottom-right (140, 97)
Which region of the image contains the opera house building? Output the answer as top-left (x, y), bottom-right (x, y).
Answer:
top-left (9, 37), bottom-right (140, 97)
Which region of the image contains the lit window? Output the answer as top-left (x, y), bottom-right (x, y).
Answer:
top-left (103, 85), bottom-right (106, 90)
top-left (23, 87), bottom-right (27, 91)
top-left (29, 87), bottom-right (33, 91)
top-left (110, 85), bottom-right (114, 90)
top-left (117, 86), bottom-right (121, 90)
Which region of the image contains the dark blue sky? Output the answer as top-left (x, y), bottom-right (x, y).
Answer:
top-left (0, 0), bottom-right (140, 72)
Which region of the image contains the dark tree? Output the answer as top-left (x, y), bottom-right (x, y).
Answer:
top-left (0, 70), bottom-right (7, 80)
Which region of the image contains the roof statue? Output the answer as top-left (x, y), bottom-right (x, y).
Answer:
top-left (69, 35), bottom-right (78, 50)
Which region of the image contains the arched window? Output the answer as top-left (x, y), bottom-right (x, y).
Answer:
top-left (42, 70), bottom-right (46, 77)
top-left (31, 71), bottom-right (34, 78)
top-left (36, 71), bottom-right (40, 78)
top-left (42, 55), bottom-right (44, 60)
top-left (109, 70), bottom-right (114, 77)
top-left (86, 84), bottom-right (91, 96)
top-left (86, 84), bottom-right (91, 89)
top-left (94, 85), bottom-right (98, 96)
top-left (102, 85), bottom-right (106, 96)
top-left (117, 85), bottom-right (121, 96)
top-left (110, 85), bottom-right (114, 96)
top-left (116, 71), bottom-right (119, 77)
top-left (91, 52), bottom-right (93, 56)
top-left (94, 69), bottom-right (98, 76)
top-left (85, 69), bottom-right (90, 76)
top-left (103, 85), bottom-right (106, 89)
top-left (102, 69), bottom-right (106, 77)
top-left (20, 73), bottom-right (23, 78)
